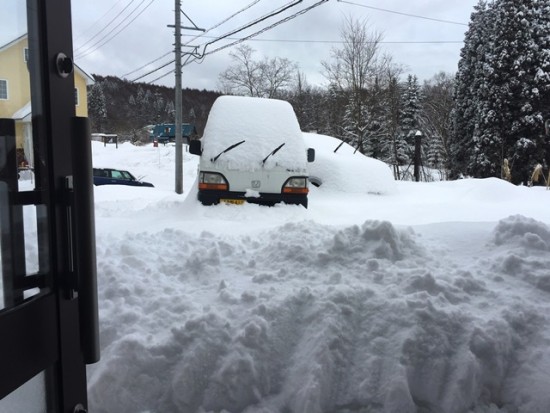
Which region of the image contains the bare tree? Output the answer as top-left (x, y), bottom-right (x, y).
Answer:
top-left (218, 45), bottom-right (261, 96)
top-left (321, 16), bottom-right (388, 153)
top-left (260, 56), bottom-right (296, 98)
top-left (321, 16), bottom-right (386, 93)
top-left (218, 44), bottom-right (297, 98)
top-left (420, 71), bottom-right (454, 177)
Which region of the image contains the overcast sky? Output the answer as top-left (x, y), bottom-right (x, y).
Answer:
top-left (2, 0), bottom-right (479, 91)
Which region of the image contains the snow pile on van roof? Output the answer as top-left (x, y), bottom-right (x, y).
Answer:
top-left (201, 96), bottom-right (307, 172)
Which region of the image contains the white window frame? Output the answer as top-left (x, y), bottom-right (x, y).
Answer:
top-left (74, 88), bottom-right (79, 106)
top-left (0, 79), bottom-right (8, 100)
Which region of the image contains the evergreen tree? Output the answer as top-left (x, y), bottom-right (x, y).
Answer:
top-left (401, 75), bottom-right (421, 138)
top-left (421, 72), bottom-right (454, 177)
top-left (453, 0), bottom-right (550, 182)
top-left (88, 82), bottom-right (107, 132)
top-left (451, 0), bottom-right (492, 177)
top-left (398, 75), bottom-right (422, 164)
top-left (426, 134), bottom-right (446, 177)
top-left (385, 75), bottom-right (406, 177)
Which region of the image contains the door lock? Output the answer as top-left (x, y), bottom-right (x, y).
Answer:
top-left (56, 52), bottom-right (74, 78)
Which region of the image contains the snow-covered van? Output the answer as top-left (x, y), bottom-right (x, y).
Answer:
top-left (189, 96), bottom-right (314, 208)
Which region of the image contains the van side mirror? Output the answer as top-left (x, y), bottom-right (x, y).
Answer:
top-left (307, 148), bottom-right (315, 163)
top-left (189, 139), bottom-right (202, 155)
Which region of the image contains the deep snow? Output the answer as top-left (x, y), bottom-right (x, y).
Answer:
top-left (5, 135), bottom-right (550, 412)
top-left (82, 138), bottom-right (550, 413)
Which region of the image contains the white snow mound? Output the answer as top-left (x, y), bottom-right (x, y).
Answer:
top-left (303, 132), bottom-right (396, 194)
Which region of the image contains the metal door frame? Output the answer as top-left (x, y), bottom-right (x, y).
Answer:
top-left (0, 0), bottom-right (99, 411)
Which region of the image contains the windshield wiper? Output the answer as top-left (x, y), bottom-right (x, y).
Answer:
top-left (334, 141), bottom-right (344, 153)
top-left (211, 140), bottom-right (245, 162)
top-left (262, 143), bottom-right (286, 165)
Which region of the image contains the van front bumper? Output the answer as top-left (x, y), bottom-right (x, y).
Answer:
top-left (198, 190), bottom-right (308, 208)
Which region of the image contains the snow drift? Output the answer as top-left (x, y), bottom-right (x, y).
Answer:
top-left (7, 138), bottom-right (550, 413)
top-left (63, 140), bottom-right (550, 413)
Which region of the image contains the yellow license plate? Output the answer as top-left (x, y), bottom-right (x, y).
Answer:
top-left (220, 198), bottom-right (245, 205)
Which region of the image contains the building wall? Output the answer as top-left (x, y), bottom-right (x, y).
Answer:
top-left (0, 37), bottom-right (30, 119)
top-left (74, 70), bottom-right (89, 118)
top-left (0, 36), bottom-right (92, 149)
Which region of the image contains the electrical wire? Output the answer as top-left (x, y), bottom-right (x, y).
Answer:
top-left (132, 0), bottom-right (306, 82)
top-left (74, 0), bottom-right (137, 53)
top-left (337, 0), bottom-right (468, 26)
top-left (122, 51), bottom-right (173, 78)
top-left (73, 0), bottom-right (127, 43)
top-left (184, 34), bottom-right (463, 44)
top-left (201, 0), bottom-right (329, 58)
top-left (123, 0), bottom-right (263, 79)
top-left (76, 0), bottom-right (155, 60)
top-left (145, 0), bottom-right (330, 84)
top-left (132, 45), bottom-right (201, 82)
top-left (197, 0), bottom-right (303, 50)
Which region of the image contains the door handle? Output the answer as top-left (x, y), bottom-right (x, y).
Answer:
top-left (70, 117), bottom-right (100, 364)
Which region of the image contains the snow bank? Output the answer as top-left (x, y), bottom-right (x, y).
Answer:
top-left (87, 213), bottom-right (550, 413)
top-left (200, 96), bottom-right (307, 172)
top-left (7, 139), bottom-right (550, 413)
top-left (303, 132), bottom-right (396, 195)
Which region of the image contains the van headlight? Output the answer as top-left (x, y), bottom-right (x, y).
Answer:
top-left (199, 172), bottom-right (229, 191)
top-left (282, 177), bottom-right (308, 194)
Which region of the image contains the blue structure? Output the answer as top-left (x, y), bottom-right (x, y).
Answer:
top-left (150, 123), bottom-right (197, 144)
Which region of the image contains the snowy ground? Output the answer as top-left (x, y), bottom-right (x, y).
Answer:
top-left (73, 140), bottom-right (550, 412)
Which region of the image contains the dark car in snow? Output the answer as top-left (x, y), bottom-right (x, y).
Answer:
top-left (92, 168), bottom-right (154, 187)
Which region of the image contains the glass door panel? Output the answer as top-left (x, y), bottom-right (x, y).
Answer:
top-left (0, 372), bottom-right (46, 413)
top-left (1, 0), bottom-right (95, 411)
top-left (0, 3), bottom-right (51, 409)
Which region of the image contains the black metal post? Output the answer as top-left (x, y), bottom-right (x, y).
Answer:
top-left (414, 131), bottom-right (422, 182)
top-left (0, 119), bottom-right (26, 307)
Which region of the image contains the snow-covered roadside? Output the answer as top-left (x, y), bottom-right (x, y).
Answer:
top-left (83, 140), bottom-right (550, 413)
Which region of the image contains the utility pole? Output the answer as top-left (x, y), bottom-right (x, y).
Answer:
top-left (174, 0), bottom-right (183, 194)
top-left (169, 2), bottom-right (204, 194)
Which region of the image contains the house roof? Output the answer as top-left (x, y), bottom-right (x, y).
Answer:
top-left (0, 33), bottom-right (27, 53)
top-left (12, 102), bottom-right (31, 121)
top-left (0, 33), bottom-right (95, 86)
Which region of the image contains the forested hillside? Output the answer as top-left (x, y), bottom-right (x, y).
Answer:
top-left (87, 75), bottom-right (220, 142)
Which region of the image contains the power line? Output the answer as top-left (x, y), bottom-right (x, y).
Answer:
top-left (131, 28), bottom-right (462, 83)
top-left (197, 0), bottom-right (304, 50)
top-left (146, 0), bottom-right (330, 84)
top-left (188, 0), bottom-right (263, 42)
top-left (200, 0), bottom-right (329, 58)
top-left (184, 34), bottom-right (463, 44)
top-left (133, 0), bottom-right (307, 82)
top-left (132, 45), bottom-right (201, 82)
top-left (337, 0), bottom-right (468, 26)
top-left (73, 0), bottom-right (127, 43)
top-left (76, 0), bottom-right (153, 58)
top-left (76, 0), bottom-right (155, 60)
top-left (123, 0), bottom-right (263, 80)
top-left (74, 0), bottom-right (137, 53)
top-left (122, 51), bottom-right (173, 78)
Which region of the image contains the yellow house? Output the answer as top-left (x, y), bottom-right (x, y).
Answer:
top-left (0, 34), bottom-right (94, 164)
